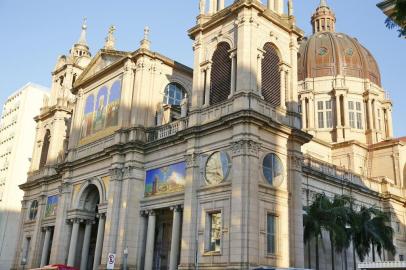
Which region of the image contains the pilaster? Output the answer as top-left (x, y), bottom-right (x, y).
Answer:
top-left (179, 152), bottom-right (200, 269)
top-left (101, 167), bottom-right (123, 265)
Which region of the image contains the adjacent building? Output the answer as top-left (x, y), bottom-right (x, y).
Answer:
top-left (0, 83), bottom-right (48, 270)
top-left (10, 1), bottom-right (406, 270)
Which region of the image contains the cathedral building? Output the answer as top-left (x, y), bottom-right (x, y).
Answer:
top-left (11, 1), bottom-right (406, 270)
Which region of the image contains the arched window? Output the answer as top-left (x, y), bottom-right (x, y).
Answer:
top-left (163, 83), bottom-right (186, 105)
top-left (210, 42), bottom-right (232, 105)
top-left (29, 200), bottom-right (38, 220)
top-left (39, 130), bottom-right (50, 168)
top-left (261, 43), bottom-right (281, 107)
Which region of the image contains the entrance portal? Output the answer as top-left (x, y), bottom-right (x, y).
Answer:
top-left (153, 209), bottom-right (174, 270)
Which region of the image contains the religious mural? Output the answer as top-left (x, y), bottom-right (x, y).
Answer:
top-left (81, 76), bottom-right (123, 138)
top-left (45, 195), bottom-right (58, 217)
top-left (145, 162), bottom-right (186, 197)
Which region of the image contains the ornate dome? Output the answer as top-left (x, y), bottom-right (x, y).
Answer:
top-left (298, 1), bottom-right (382, 87)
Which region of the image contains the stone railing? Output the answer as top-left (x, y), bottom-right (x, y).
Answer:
top-left (358, 261), bottom-right (406, 269)
top-left (199, 101), bottom-right (234, 125)
top-left (302, 155), bottom-right (364, 187)
top-left (146, 118), bottom-right (188, 142)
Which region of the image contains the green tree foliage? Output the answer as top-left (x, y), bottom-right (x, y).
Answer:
top-left (385, 0), bottom-right (406, 37)
top-left (303, 194), bottom-right (396, 270)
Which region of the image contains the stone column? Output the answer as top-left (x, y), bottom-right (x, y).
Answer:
top-left (93, 214), bottom-right (106, 270)
top-left (203, 65), bottom-right (212, 107)
top-left (40, 227), bottom-right (52, 267)
top-left (387, 108), bottom-right (394, 138)
top-left (308, 97), bottom-right (315, 130)
top-left (67, 218), bottom-right (81, 267)
top-left (257, 52), bottom-right (264, 93)
top-left (136, 212), bottom-right (148, 270)
top-left (218, 0), bottom-right (224, 10)
top-left (288, 154), bottom-right (305, 268)
top-left (267, 0), bottom-right (275, 10)
top-left (80, 221), bottom-right (93, 270)
top-left (336, 94), bottom-right (342, 127)
top-left (301, 98), bottom-right (306, 129)
top-left (169, 206), bottom-right (182, 270)
top-left (279, 65), bottom-right (287, 109)
top-left (343, 95), bottom-right (349, 128)
top-left (144, 211), bottom-right (157, 270)
top-left (228, 51), bottom-right (237, 99)
top-left (367, 99), bottom-right (373, 130)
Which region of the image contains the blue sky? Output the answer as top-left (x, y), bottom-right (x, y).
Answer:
top-left (0, 0), bottom-right (405, 136)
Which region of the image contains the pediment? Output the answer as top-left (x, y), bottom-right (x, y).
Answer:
top-left (75, 50), bottom-right (128, 87)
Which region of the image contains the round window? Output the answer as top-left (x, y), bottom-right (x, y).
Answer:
top-left (205, 151), bottom-right (230, 185)
top-left (29, 200), bottom-right (38, 220)
top-left (263, 153), bottom-right (284, 186)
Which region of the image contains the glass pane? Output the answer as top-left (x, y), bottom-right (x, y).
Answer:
top-left (348, 101), bottom-right (354, 110)
top-left (349, 112), bottom-right (355, 128)
top-left (318, 112), bottom-right (324, 128)
top-left (267, 215), bottom-right (276, 254)
top-left (357, 113), bottom-right (363, 129)
top-left (326, 100), bottom-right (332, 110)
top-left (326, 111), bottom-right (333, 128)
top-left (317, 101), bottom-right (324, 110)
top-left (263, 154), bottom-right (283, 185)
top-left (210, 213), bottom-right (222, 252)
top-left (356, 102), bottom-right (361, 111)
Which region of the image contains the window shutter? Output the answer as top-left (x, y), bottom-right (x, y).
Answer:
top-left (262, 43), bottom-right (281, 107)
top-left (210, 42), bottom-right (232, 105)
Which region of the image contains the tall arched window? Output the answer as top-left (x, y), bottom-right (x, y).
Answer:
top-left (39, 129), bottom-right (50, 168)
top-left (163, 83), bottom-right (186, 105)
top-left (261, 43), bottom-right (281, 107)
top-left (210, 42), bottom-right (232, 105)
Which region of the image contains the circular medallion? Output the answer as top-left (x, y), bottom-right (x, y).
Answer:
top-left (205, 151), bottom-right (230, 185)
top-left (318, 47), bottom-right (328, 56)
top-left (345, 48), bottom-right (354, 56)
top-left (262, 153), bottom-right (284, 186)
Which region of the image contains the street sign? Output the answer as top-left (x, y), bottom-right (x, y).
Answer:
top-left (107, 253), bottom-right (116, 270)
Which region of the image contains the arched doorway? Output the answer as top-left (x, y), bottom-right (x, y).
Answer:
top-left (67, 184), bottom-right (102, 270)
top-left (79, 185), bottom-right (100, 270)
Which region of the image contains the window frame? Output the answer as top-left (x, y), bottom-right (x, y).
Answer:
top-left (163, 83), bottom-right (186, 106)
top-left (205, 211), bottom-right (222, 253)
top-left (266, 213), bottom-right (278, 255)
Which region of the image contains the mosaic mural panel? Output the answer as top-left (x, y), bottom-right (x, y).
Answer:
top-left (81, 76), bottom-right (123, 139)
top-left (45, 195), bottom-right (58, 217)
top-left (145, 162), bottom-right (186, 197)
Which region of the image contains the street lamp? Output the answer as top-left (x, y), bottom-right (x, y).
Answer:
top-left (123, 247), bottom-right (128, 270)
top-left (21, 257), bottom-right (27, 270)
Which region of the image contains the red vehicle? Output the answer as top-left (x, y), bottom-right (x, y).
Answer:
top-left (31, 265), bottom-right (79, 270)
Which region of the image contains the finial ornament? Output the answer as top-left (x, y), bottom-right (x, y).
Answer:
top-left (319, 0), bottom-right (328, 7)
top-left (140, 26), bottom-right (151, 50)
top-left (77, 17), bottom-right (88, 45)
top-left (104, 25), bottom-right (116, 50)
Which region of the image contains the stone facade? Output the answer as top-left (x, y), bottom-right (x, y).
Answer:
top-left (11, 1), bottom-right (406, 270)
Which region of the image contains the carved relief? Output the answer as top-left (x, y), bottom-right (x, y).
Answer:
top-left (231, 140), bottom-right (261, 157)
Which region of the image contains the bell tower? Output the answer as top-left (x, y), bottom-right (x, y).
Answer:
top-left (30, 19), bottom-right (91, 171)
top-left (181, 1), bottom-right (311, 269)
top-left (189, 0), bottom-right (303, 128)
